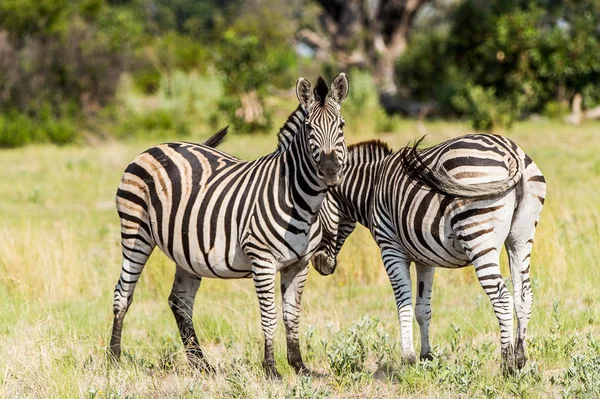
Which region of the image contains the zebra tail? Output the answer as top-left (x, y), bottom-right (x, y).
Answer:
top-left (401, 139), bottom-right (523, 198)
top-left (203, 126), bottom-right (229, 148)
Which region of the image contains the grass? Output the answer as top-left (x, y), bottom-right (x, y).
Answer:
top-left (0, 113), bottom-right (599, 398)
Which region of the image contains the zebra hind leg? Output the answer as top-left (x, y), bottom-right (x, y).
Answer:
top-left (506, 166), bottom-right (546, 370)
top-left (280, 261), bottom-right (309, 374)
top-left (169, 267), bottom-right (212, 372)
top-left (109, 233), bottom-right (155, 362)
top-left (380, 246), bottom-right (416, 364)
top-left (415, 264), bottom-right (435, 361)
top-left (469, 247), bottom-right (515, 374)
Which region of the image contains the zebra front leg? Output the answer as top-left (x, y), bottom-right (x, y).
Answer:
top-left (280, 261), bottom-right (309, 374)
top-left (109, 234), bottom-right (155, 362)
top-left (251, 261), bottom-right (281, 378)
top-left (168, 267), bottom-right (211, 372)
top-left (381, 246), bottom-right (416, 364)
top-left (470, 248), bottom-right (515, 374)
top-left (415, 264), bottom-right (435, 360)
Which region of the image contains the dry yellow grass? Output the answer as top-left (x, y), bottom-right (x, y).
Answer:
top-left (0, 116), bottom-right (599, 398)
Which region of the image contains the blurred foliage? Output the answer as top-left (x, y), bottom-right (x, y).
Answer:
top-left (214, 2), bottom-right (299, 133)
top-left (0, 0), bottom-right (142, 146)
top-left (3, 0), bottom-right (600, 144)
top-left (398, 0), bottom-right (600, 130)
top-left (344, 69), bottom-right (404, 133)
top-left (145, 0), bottom-right (240, 39)
top-left (0, 109), bottom-right (77, 147)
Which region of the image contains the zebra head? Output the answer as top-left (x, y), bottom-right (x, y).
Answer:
top-left (311, 192), bottom-right (357, 275)
top-left (296, 73), bottom-right (349, 187)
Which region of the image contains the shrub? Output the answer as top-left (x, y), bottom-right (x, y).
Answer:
top-left (0, 112), bottom-right (36, 148)
top-left (132, 67), bottom-right (162, 95)
top-left (343, 69), bottom-right (403, 134)
top-left (114, 109), bottom-right (190, 140)
top-left (543, 101), bottom-right (570, 120)
top-left (396, 0), bottom-right (600, 128)
top-left (452, 84), bottom-right (520, 131)
top-left (214, 2), bottom-right (298, 134)
top-left (0, 110), bottom-right (78, 147)
top-left (0, 2), bottom-right (142, 120)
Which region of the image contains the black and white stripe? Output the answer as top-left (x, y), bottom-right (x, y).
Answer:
top-left (312, 134), bottom-right (546, 373)
top-left (109, 74), bottom-right (350, 377)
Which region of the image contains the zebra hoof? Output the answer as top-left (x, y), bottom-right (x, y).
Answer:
top-left (292, 362), bottom-right (310, 375)
top-left (420, 352), bottom-right (434, 361)
top-left (515, 339), bottom-right (527, 370)
top-left (501, 346), bottom-right (516, 375)
top-left (108, 346), bottom-right (121, 365)
top-left (402, 353), bottom-right (417, 365)
top-left (191, 360), bottom-right (214, 374)
top-left (187, 353), bottom-right (214, 373)
top-left (263, 362), bottom-right (282, 379)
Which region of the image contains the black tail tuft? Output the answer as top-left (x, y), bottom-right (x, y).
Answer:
top-left (399, 135), bottom-right (522, 198)
top-left (399, 135), bottom-right (449, 194)
top-left (203, 126), bottom-right (229, 148)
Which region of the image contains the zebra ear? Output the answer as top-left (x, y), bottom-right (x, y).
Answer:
top-left (331, 73), bottom-right (349, 104)
top-left (296, 78), bottom-right (313, 108)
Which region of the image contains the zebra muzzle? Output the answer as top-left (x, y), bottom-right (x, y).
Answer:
top-left (318, 151), bottom-right (343, 187)
top-left (311, 253), bottom-right (337, 275)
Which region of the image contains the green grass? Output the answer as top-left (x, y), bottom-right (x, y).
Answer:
top-left (0, 116), bottom-right (599, 398)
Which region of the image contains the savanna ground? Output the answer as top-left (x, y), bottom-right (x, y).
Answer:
top-left (1, 106), bottom-right (599, 398)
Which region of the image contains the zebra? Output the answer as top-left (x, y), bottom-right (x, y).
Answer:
top-left (311, 134), bottom-right (546, 373)
top-left (109, 74), bottom-right (350, 377)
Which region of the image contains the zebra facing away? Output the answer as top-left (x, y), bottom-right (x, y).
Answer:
top-left (109, 74), bottom-right (350, 377)
top-left (311, 134), bottom-right (546, 373)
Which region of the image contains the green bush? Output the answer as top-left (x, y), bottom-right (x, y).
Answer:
top-left (543, 101), bottom-right (570, 120)
top-left (452, 84), bottom-right (519, 131)
top-left (396, 0), bottom-right (600, 129)
top-left (0, 111), bottom-right (78, 147)
top-left (0, 112), bottom-right (36, 148)
top-left (115, 109), bottom-right (190, 140)
top-left (132, 67), bottom-right (162, 95)
top-left (0, 0), bottom-right (142, 121)
top-left (344, 69), bottom-right (403, 133)
top-left (214, 3), bottom-right (298, 134)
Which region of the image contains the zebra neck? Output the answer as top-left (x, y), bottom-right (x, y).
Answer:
top-left (281, 115), bottom-right (328, 218)
top-left (335, 161), bottom-right (382, 227)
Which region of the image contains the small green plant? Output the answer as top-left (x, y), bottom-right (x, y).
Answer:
top-left (285, 376), bottom-right (331, 399)
top-left (321, 316), bottom-right (380, 387)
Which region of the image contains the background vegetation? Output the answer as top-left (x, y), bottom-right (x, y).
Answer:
top-left (1, 0), bottom-right (600, 397)
top-left (2, 0), bottom-right (600, 145)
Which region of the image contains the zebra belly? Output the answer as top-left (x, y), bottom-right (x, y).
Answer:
top-left (394, 190), bottom-right (515, 269)
top-left (161, 239), bottom-right (253, 279)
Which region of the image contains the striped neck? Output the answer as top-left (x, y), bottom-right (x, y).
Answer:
top-left (331, 160), bottom-right (383, 227)
top-left (332, 140), bottom-right (394, 226)
top-left (277, 106), bottom-right (328, 217)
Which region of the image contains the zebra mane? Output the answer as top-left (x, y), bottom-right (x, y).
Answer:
top-left (347, 140), bottom-right (393, 164)
top-left (276, 105), bottom-right (307, 153)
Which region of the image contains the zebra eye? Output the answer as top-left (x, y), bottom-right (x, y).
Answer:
top-left (339, 120), bottom-right (345, 129)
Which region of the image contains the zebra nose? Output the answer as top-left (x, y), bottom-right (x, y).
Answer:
top-left (319, 151), bottom-right (341, 171)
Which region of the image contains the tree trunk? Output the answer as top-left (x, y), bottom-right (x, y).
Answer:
top-left (311, 0), bottom-right (431, 97)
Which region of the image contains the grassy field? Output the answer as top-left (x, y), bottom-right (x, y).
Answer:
top-left (1, 114), bottom-right (599, 398)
